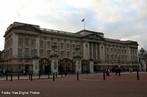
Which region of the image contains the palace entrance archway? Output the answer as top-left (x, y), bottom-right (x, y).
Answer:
top-left (39, 58), bottom-right (51, 74)
top-left (59, 58), bottom-right (75, 74)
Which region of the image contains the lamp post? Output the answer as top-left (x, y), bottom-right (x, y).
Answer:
top-left (50, 43), bottom-right (58, 76)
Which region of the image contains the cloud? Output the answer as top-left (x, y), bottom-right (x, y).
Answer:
top-left (0, 0), bottom-right (147, 51)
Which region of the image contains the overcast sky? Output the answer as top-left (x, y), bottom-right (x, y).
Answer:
top-left (0, 0), bottom-right (147, 51)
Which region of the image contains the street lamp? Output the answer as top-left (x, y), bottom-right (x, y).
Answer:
top-left (50, 43), bottom-right (58, 75)
top-left (73, 45), bottom-right (81, 60)
top-left (50, 43), bottom-right (58, 58)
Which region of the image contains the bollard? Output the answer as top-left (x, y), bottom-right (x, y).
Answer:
top-left (137, 70), bottom-right (139, 80)
top-left (77, 72), bottom-right (79, 81)
top-left (18, 74), bottom-right (19, 80)
top-left (118, 68), bottom-right (121, 76)
top-left (29, 74), bottom-right (30, 79)
top-left (53, 73), bottom-right (55, 81)
top-left (103, 72), bottom-right (105, 80)
top-left (48, 72), bottom-right (50, 79)
top-left (11, 74), bottom-right (13, 81)
top-left (31, 74), bottom-right (33, 81)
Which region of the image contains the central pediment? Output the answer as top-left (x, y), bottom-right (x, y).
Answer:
top-left (82, 33), bottom-right (105, 41)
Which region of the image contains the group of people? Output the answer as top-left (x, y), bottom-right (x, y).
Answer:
top-left (105, 68), bottom-right (110, 76)
top-left (105, 67), bottom-right (122, 76)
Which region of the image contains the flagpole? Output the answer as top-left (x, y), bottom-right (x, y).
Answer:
top-left (84, 18), bottom-right (85, 30)
top-left (81, 18), bottom-right (85, 30)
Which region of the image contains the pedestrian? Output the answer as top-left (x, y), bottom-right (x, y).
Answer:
top-left (23, 70), bottom-right (25, 75)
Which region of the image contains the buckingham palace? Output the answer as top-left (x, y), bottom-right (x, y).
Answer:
top-left (0, 22), bottom-right (139, 74)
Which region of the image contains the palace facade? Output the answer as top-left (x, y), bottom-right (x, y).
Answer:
top-left (0, 22), bottom-right (139, 73)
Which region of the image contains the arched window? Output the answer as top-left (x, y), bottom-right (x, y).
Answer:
top-left (47, 50), bottom-right (50, 58)
top-left (25, 48), bottom-right (29, 57)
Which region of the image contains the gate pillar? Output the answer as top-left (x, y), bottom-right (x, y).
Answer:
top-left (51, 59), bottom-right (58, 74)
top-left (89, 60), bottom-right (94, 73)
top-left (32, 56), bottom-right (39, 75)
top-left (75, 60), bottom-right (81, 73)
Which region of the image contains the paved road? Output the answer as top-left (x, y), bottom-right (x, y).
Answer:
top-left (0, 72), bottom-right (147, 97)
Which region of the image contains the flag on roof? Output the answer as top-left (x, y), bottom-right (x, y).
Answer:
top-left (81, 18), bottom-right (85, 22)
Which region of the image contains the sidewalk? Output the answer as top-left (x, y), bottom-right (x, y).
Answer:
top-left (0, 74), bottom-right (67, 81)
top-left (1, 71), bottom-right (146, 81)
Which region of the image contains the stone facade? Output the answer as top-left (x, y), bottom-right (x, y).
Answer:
top-left (0, 22), bottom-right (139, 73)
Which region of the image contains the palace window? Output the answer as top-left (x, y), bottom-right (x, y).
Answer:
top-left (67, 44), bottom-right (69, 50)
top-left (31, 49), bottom-right (36, 57)
top-left (31, 39), bottom-right (35, 47)
top-left (40, 50), bottom-right (43, 57)
top-left (25, 48), bottom-right (29, 57)
top-left (40, 41), bottom-right (43, 48)
top-left (60, 43), bottom-right (63, 49)
top-left (18, 49), bottom-right (22, 57)
top-left (60, 51), bottom-right (64, 59)
top-left (72, 44), bottom-right (75, 50)
top-left (18, 37), bottom-right (23, 46)
top-left (25, 38), bottom-right (29, 46)
top-left (47, 42), bottom-right (50, 49)
top-left (67, 52), bottom-right (70, 57)
top-left (47, 50), bottom-right (50, 58)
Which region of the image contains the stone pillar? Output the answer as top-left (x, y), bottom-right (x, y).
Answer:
top-left (91, 42), bottom-right (93, 59)
top-left (75, 60), bottom-right (81, 73)
top-left (99, 43), bottom-right (105, 62)
top-left (51, 59), bottom-right (58, 74)
top-left (33, 59), bottom-right (39, 74)
top-left (12, 33), bottom-right (18, 56)
top-left (127, 46), bottom-right (131, 62)
top-left (83, 41), bottom-right (86, 59)
top-left (89, 42), bottom-right (91, 59)
top-left (95, 43), bottom-right (98, 60)
top-left (36, 36), bottom-right (40, 56)
top-left (89, 60), bottom-right (94, 73)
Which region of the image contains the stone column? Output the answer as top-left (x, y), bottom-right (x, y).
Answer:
top-left (83, 41), bottom-right (86, 59)
top-left (91, 42), bottom-right (93, 59)
top-left (89, 42), bottom-right (91, 59)
top-left (75, 60), bottom-right (81, 73)
top-left (96, 43), bottom-right (98, 60)
top-left (36, 36), bottom-right (40, 56)
top-left (12, 33), bottom-right (18, 56)
top-left (127, 46), bottom-right (131, 62)
top-left (51, 59), bottom-right (58, 74)
top-left (89, 60), bottom-right (94, 73)
top-left (33, 59), bottom-right (39, 74)
top-left (99, 43), bottom-right (105, 61)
